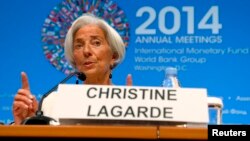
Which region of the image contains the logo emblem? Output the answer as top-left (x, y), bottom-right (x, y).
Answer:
top-left (41, 0), bottom-right (129, 74)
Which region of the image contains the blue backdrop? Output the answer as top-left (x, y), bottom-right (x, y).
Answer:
top-left (0, 0), bottom-right (249, 124)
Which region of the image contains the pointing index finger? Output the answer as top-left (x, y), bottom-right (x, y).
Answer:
top-left (21, 72), bottom-right (30, 90)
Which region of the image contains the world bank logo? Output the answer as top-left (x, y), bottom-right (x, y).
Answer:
top-left (41, 0), bottom-right (130, 74)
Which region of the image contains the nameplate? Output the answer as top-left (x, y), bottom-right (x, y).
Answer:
top-left (53, 84), bottom-right (208, 124)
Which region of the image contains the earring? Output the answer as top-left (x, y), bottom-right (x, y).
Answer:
top-left (109, 64), bottom-right (114, 79)
top-left (109, 73), bottom-right (112, 79)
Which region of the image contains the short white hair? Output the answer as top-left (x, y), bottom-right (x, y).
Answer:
top-left (64, 13), bottom-right (125, 69)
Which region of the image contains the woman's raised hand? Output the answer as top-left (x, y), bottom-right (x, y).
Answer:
top-left (12, 72), bottom-right (38, 125)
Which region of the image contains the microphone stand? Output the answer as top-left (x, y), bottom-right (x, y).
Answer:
top-left (21, 72), bottom-right (86, 125)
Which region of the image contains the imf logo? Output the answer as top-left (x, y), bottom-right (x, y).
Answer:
top-left (41, 0), bottom-right (130, 74)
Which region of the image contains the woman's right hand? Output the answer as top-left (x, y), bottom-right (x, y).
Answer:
top-left (12, 72), bottom-right (38, 125)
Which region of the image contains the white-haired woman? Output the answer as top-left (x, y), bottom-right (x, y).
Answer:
top-left (12, 13), bottom-right (132, 125)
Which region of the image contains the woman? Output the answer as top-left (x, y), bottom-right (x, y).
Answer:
top-left (12, 13), bottom-right (132, 125)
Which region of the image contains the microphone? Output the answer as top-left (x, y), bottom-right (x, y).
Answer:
top-left (21, 72), bottom-right (86, 125)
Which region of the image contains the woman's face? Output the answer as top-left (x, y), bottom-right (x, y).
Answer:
top-left (73, 24), bottom-right (115, 82)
